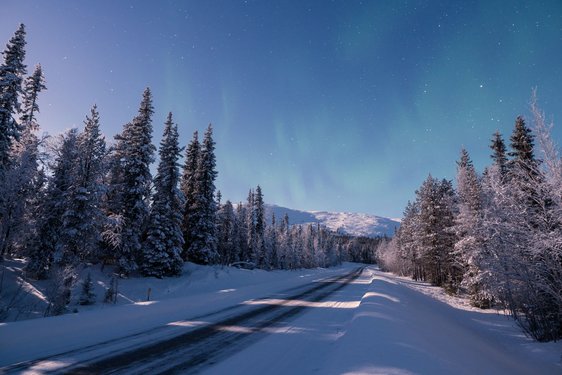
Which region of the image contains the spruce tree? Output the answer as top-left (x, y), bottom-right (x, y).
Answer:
top-left (188, 124), bottom-right (218, 264)
top-left (490, 131), bottom-right (507, 176)
top-left (253, 185), bottom-right (266, 267)
top-left (25, 129), bottom-right (79, 278)
top-left (79, 272), bottom-right (96, 305)
top-left (453, 148), bottom-right (488, 305)
top-left (141, 113), bottom-right (184, 277)
top-left (105, 88), bottom-right (155, 274)
top-left (0, 64), bottom-right (45, 258)
top-left (509, 116), bottom-right (536, 169)
top-left (59, 105), bottom-right (106, 265)
top-left (180, 130), bottom-right (200, 260)
top-left (0, 24), bottom-right (26, 173)
top-left (217, 200), bottom-right (235, 265)
top-left (245, 189), bottom-right (256, 263)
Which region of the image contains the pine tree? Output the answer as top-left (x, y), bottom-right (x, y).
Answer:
top-left (59, 105), bottom-right (107, 265)
top-left (180, 130), bottom-right (200, 260)
top-left (217, 200), bottom-right (235, 265)
top-left (453, 148), bottom-right (488, 305)
top-left (266, 212), bottom-right (278, 269)
top-left (79, 272), bottom-right (96, 305)
top-left (490, 131), bottom-right (507, 176)
top-left (105, 88), bottom-right (155, 274)
top-left (245, 189), bottom-right (256, 263)
top-left (416, 175), bottom-right (456, 288)
top-left (235, 202), bottom-right (247, 263)
top-left (25, 129), bottom-right (79, 278)
top-left (0, 64), bottom-right (45, 258)
top-left (509, 116), bottom-right (536, 170)
top-left (141, 113), bottom-right (184, 277)
top-left (188, 124), bottom-right (218, 264)
top-left (253, 185), bottom-right (266, 267)
top-left (0, 24), bottom-right (26, 173)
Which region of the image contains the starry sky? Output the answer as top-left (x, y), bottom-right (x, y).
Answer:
top-left (2, 0), bottom-right (562, 218)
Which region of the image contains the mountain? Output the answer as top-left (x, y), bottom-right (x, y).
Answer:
top-left (265, 205), bottom-right (400, 238)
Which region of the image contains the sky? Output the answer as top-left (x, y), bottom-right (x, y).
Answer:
top-left (2, 0), bottom-right (562, 218)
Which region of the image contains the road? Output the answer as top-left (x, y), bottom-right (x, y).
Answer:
top-left (3, 266), bottom-right (561, 374)
top-left (3, 267), bottom-right (364, 374)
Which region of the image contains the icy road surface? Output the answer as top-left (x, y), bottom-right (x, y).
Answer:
top-left (2, 266), bottom-right (561, 374)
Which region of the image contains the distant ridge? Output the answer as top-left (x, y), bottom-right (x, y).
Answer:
top-left (265, 204), bottom-right (399, 238)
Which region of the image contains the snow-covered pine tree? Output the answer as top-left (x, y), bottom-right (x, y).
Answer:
top-left (266, 212), bottom-right (278, 269)
top-left (245, 189), bottom-right (256, 262)
top-left (217, 199), bottom-right (235, 265)
top-left (453, 148), bottom-right (489, 305)
top-left (58, 105), bottom-right (107, 265)
top-left (490, 131), bottom-right (508, 177)
top-left (0, 24), bottom-right (26, 173)
top-left (78, 272), bottom-right (96, 305)
top-left (0, 64), bottom-right (45, 258)
top-left (105, 88), bottom-right (155, 274)
top-left (141, 113), bottom-right (184, 277)
top-left (180, 130), bottom-right (200, 260)
top-left (416, 175), bottom-right (456, 288)
top-left (187, 124), bottom-right (218, 264)
top-left (253, 185), bottom-right (266, 267)
top-left (25, 129), bottom-right (79, 278)
top-left (234, 202), bottom-right (247, 263)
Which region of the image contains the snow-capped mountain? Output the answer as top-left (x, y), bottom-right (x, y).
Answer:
top-left (265, 205), bottom-right (400, 238)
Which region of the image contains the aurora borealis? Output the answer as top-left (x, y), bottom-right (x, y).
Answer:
top-left (2, 0), bottom-right (562, 218)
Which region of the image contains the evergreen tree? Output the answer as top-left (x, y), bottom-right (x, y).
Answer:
top-left (105, 88), bottom-right (155, 274)
top-left (245, 189), bottom-right (256, 263)
top-left (235, 202), bottom-right (247, 263)
top-left (490, 131), bottom-right (507, 176)
top-left (416, 175), bottom-right (456, 288)
top-left (180, 130), bottom-right (200, 260)
top-left (141, 113), bottom-right (184, 277)
top-left (453, 148), bottom-right (488, 305)
top-left (509, 116), bottom-right (536, 170)
top-left (188, 124), bottom-right (218, 264)
top-left (217, 200), bottom-right (235, 265)
top-left (253, 185), bottom-right (266, 267)
top-left (25, 130), bottom-right (79, 278)
top-left (79, 272), bottom-right (96, 305)
top-left (0, 24), bottom-right (26, 173)
top-left (266, 212), bottom-right (278, 269)
top-left (19, 64), bottom-right (45, 127)
top-left (59, 106), bottom-right (107, 265)
top-left (0, 64), bottom-right (45, 258)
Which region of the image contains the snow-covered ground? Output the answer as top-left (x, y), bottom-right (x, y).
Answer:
top-left (1, 264), bottom-right (561, 374)
top-left (205, 268), bottom-right (562, 375)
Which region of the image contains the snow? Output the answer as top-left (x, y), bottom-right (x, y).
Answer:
top-left (0, 261), bottom-right (358, 367)
top-left (204, 267), bottom-right (562, 375)
top-left (266, 204), bottom-right (400, 237)
top-left (1, 265), bottom-right (561, 374)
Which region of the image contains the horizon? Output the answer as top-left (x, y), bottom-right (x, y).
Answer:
top-left (2, 0), bottom-right (562, 218)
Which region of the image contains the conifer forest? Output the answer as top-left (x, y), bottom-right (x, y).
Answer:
top-left (0, 25), bottom-right (378, 318)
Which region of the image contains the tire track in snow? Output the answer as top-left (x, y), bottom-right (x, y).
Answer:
top-left (4, 266), bottom-right (364, 375)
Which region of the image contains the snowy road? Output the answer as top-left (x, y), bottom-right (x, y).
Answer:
top-left (203, 267), bottom-right (561, 375)
top-left (2, 267), bottom-right (365, 374)
top-left (2, 266), bottom-right (561, 374)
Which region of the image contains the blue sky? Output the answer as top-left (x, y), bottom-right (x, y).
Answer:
top-left (2, 0), bottom-right (562, 218)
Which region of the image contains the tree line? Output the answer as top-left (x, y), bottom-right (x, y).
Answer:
top-left (0, 25), bottom-right (379, 315)
top-left (377, 92), bottom-right (562, 341)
